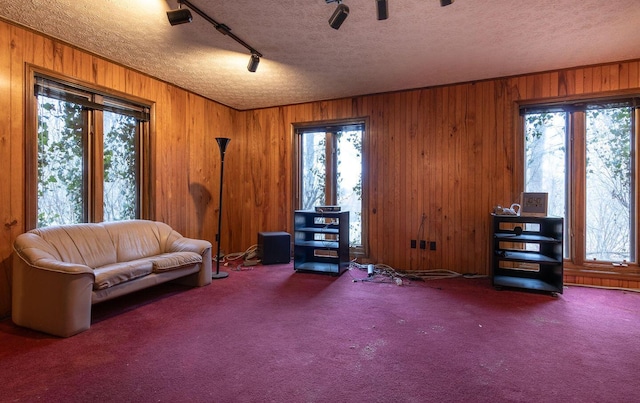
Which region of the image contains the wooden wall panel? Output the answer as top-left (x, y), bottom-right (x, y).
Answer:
top-left (231, 61), bottom-right (640, 286)
top-left (0, 20), bottom-right (234, 317)
top-left (2, 18), bottom-right (640, 318)
top-left (0, 20), bottom-right (13, 318)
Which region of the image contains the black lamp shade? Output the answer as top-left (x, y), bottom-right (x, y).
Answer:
top-left (376, 0), bottom-right (388, 20)
top-left (167, 8), bottom-right (193, 26)
top-left (247, 55), bottom-right (260, 73)
top-left (329, 4), bottom-right (349, 29)
top-left (216, 137), bottom-right (231, 156)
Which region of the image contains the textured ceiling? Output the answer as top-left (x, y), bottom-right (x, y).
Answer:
top-left (1, 0), bottom-right (640, 110)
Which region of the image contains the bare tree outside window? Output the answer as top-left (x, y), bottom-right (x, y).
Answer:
top-left (524, 104), bottom-right (635, 264)
top-left (336, 130), bottom-right (362, 246)
top-left (524, 112), bottom-right (566, 219)
top-left (299, 126), bottom-right (364, 249)
top-left (301, 132), bottom-right (326, 210)
top-left (585, 107), bottom-right (633, 261)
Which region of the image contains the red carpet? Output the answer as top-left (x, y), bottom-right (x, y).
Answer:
top-left (1, 263), bottom-right (639, 402)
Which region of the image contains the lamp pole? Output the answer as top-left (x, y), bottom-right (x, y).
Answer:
top-left (213, 137), bottom-right (230, 279)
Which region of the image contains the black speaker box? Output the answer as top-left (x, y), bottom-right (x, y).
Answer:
top-left (257, 232), bottom-right (291, 265)
top-left (376, 0), bottom-right (388, 20)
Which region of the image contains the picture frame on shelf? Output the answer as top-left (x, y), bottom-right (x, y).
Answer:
top-left (520, 192), bottom-right (548, 216)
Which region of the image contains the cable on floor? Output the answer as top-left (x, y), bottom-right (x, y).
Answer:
top-left (213, 244), bottom-right (261, 271)
top-left (348, 259), bottom-right (487, 285)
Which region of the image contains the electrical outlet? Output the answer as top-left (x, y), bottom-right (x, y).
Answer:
top-left (430, 241), bottom-right (436, 251)
top-left (410, 240), bottom-right (417, 249)
top-left (419, 240), bottom-right (426, 249)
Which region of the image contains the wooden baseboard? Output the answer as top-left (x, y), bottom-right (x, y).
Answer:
top-left (564, 267), bottom-right (640, 290)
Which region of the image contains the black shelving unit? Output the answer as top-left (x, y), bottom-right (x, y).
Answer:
top-left (491, 214), bottom-right (564, 295)
top-left (293, 210), bottom-right (349, 275)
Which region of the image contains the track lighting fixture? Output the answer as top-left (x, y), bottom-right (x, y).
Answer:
top-left (166, 7), bottom-right (192, 26)
top-left (167, 0), bottom-right (263, 72)
top-left (376, 0), bottom-right (388, 20)
top-left (440, 0), bottom-right (454, 6)
top-left (327, 0), bottom-right (349, 30)
top-left (247, 54), bottom-right (260, 73)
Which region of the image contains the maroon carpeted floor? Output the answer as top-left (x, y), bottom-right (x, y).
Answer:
top-left (1, 263), bottom-right (639, 402)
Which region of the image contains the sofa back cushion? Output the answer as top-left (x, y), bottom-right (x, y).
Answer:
top-left (22, 220), bottom-right (181, 269)
top-left (103, 220), bottom-right (173, 263)
top-left (29, 223), bottom-right (117, 268)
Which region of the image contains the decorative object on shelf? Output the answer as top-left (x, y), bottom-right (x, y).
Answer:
top-left (213, 137), bottom-right (230, 280)
top-left (493, 203), bottom-right (521, 216)
top-left (520, 192), bottom-right (548, 216)
top-left (491, 214), bottom-right (563, 296)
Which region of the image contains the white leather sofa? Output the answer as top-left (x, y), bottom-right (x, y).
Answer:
top-left (12, 220), bottom-right (212, 337)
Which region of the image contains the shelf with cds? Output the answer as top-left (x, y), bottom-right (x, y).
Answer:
top-left (293, 210), bottom-right (349, 275)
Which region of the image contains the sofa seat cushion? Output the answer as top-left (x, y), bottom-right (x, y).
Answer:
top-left (151, 252), bottom-right (202, 273)
top-left (94, 260), bottom-right (154, 290)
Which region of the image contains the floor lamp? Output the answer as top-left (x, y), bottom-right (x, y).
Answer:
top-left (213, 137), bottom-right (230, 279)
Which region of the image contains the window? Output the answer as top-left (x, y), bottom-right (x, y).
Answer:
top-left (294, 121), bottom-right (366, 255)
top-left (524, 111), bottom-right (569, 256)
top-left (522, 97), bottom-right (638, 269)
top-left (29, 73), bottom-right (151, 228)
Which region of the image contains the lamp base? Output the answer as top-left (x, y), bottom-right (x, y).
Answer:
top-left (212, 271), bottom-right (229, 280)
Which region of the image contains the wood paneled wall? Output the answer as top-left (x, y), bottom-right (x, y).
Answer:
top-left (230, 81), bottom-right (520, 275)
top-left (231, 66), bottom-right (640, 290)
top-left (2, 18), bottom-right (640, 317)
top-left (0, 20), bottom-right (235, 316)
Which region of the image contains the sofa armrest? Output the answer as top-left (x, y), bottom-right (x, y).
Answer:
top-left (17, 256), bottom-right (94, 276)
top-left (13, 232), bottom-right (94, 275)
top-left (166, 233), bottom-right (212, 286)
top-left (12, 251), bottom-right (95, 337)
top-left (167, 235), bottom-right (212, 256)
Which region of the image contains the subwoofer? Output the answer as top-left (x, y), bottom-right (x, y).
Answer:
top-left (257, 232), bottom-right (291, 265)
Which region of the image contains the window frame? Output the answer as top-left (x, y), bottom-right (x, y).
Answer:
top-left (25, 67), bottom-right (153, 229)
top-left (518, 92), bottom-right (640, 277)
top-left (292, 118), bottom-right (369, 257)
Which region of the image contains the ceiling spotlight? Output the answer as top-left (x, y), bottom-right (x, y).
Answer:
top-left (376, 0), bottom-right (388, 20)
top-left (247, 54), bottom-right (260, 73)
top-left (328, 2), bottom-right (350, 30)
top-left (166, 7), bottom-right (192, 26)
top-left (167, 0), bottom-right (263, 72)
top-left (440, 0), bottom-right (454, 6)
